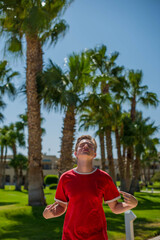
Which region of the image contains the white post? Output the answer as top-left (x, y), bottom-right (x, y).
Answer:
top-left (125, 210), bottom-right (137, 240)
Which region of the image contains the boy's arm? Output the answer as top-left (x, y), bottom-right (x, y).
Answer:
top-left (108, 191), bottom-right (138, 214)
top-left (43, 202), bottom-right (67, 219)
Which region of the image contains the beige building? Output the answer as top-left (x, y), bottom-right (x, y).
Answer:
top-left (4, 153), bottom-right (160, 185)
top-left (5, 154), bottom-right (59, 185)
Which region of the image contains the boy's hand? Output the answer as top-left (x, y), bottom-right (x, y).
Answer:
top-left (119, 191), bottom-right (138, 207)
top-left (46, 202), bottom-right (59, 216)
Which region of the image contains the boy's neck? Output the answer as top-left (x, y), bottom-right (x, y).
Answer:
top-left (76, 159), bottom-right (94, 173)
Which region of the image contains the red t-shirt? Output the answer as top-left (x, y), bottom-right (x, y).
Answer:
top-left (55, 168), bottom-right (121, 240)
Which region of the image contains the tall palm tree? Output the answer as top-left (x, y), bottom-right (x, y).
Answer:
top-left (0, 0), bottom-right (73, 205)
top-left (121, 113), bottom-right (136, 191)
top-left (125, 70), bottom-right (159, 191)
top-left (79, 92), bottom-right (117, 180)
top-left (39, 52), bottom-right (90, 176)
top-left (127, 70), bottom-right (159, 121)
top-left (129, 113), bottom-right (159, 194)
top-left (86, 45), bottom-right (125, 183)
top-left (78, 95), bottom-right (108, 172)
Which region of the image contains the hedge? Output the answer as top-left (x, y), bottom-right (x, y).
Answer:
top-left (49, 183), bottom-right (57, 190)
top-left (44, 175), bottom-right (58, 185)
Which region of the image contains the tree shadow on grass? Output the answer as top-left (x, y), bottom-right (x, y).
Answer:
top-left (104, 208), bottom-right (160, 239)
top-left (0, 202), bottom-right (19, 206)
top-left (105, 211), bottom-right (125, 232)
top-left (0, 206), bottom-right (64, 240)
top-left (135, 196), bottom-right (160, 211)
top-left (134, 219), bottom-right (160, 239)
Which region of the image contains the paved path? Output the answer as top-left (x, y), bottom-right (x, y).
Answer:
top-left (147, 236), bottom-right (160, 240)
top-left (141, 190), bottom-right (160, 193)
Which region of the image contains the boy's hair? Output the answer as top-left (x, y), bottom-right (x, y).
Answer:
top-left (75, 135), bottom-right (97, 152)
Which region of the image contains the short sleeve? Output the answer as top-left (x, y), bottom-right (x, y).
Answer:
top-left (103, 176), bottom-right (121, 203)
top-left (54, 175), bottom-right (69, 205)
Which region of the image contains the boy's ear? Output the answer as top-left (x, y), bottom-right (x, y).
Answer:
top-left (74, 152), bottom-right (77, 157)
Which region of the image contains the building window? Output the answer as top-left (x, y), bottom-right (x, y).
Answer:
top-left (43, 159), bottom-right (51, 162)
top-left (42, 164), bottom-right (51, 170)
top-left (5, 175), bottom-right (10, 183)
top-left (5, 164), bottom-right (10, 169)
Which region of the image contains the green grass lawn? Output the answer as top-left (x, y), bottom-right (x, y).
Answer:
top-left (142, 181), bottom-right (160, 190)
top-left (0, 186), bottom-right (160, 240)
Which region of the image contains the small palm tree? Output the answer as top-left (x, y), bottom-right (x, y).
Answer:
top-left (0, 120), bottom-right (26, 188)
top-left (0, 125), bottom-right (9, 188)
top-left (9, 153), bottom-right (28, 191)
top-left (141, 143), bottom-right (159, 185)
top-left (0, 60), bottom-right (18, 121)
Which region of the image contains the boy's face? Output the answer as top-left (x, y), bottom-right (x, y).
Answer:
top-left (74, 139), bottom-right (96, 160)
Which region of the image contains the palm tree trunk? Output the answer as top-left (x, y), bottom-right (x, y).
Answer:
top-left (143, 166), bottom-right (147, 185)
top-left (147, 166), bottom-right (151, 184)
top-left (0, 146), bottom-right (4, 188)
top-left (12, 143), bottom-right (17, 158)
top-left (26, 35), bottom-right (46, 206)
top-left (105, 127), bottom-right (116, 183)
top-left (24, 167), bottom-right (29, 191)
top-left (122, 144), bottom-right (126, 160)
top-left (0, 146), bottom-right (6, 189)
top-left (131, 95), bottom-right (136, 121)
top-left (18, 167), bottom-right (23, 191)
top-left (59, 106), bottom-right (76, 177)
top-left (99, 131), bottom-right (106, 171)
top-left (129, 154), bottom-right (141, 194)
top-left (153, 161), bottom-right (156, 176)
top-left (126, 146), bottom-right (133, 191)
top-left (15, 168), bottom-right (19, 191)
top-left (2, 146), bottom-right (8, 189)
top-left (115, 127), bottom-right (126, 190)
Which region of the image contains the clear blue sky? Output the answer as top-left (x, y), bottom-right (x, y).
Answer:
top-left (1, 0), bottom-right (160, 157)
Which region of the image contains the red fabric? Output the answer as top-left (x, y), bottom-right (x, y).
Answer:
top-left (55, 169), bottom-right (120, 240)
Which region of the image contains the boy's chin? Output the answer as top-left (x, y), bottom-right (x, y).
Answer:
top-left (80, 152), bottom-right (90, 156)
top-left (78, 153), bottom-right (93, 159)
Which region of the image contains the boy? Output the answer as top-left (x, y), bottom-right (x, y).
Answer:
top-left (43, 135), bottom-right (138, 240)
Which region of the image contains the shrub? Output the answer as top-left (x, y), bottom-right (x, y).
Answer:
top-left (49, 183), bottom-right (57, 189)
top-left (44, 175), bottom-right (58, 185)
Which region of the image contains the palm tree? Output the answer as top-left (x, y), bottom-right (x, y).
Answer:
top-left (39, 52), bottom-right (90, 176)
top-left (9, 153), bottom-right (28, 191)
top-left (0, 60), bottom-right (17, 121)
top-left (125, 70), bottom-right (159, 191)
top-left (0, 0), bottom-right (73, 205)
top-left (78, 95), bottom-right (109, 172)
top-left (127, 70), bottom-right (159, 121)
top-left (86, 45), bottom-right (125, 183)
top-left (0, 125), bottom-right (9, 188)
top-left (129, 113), bottom-right (159, 194)
top-left (141, 144), bottom-right (159, 185)
top-left (7, 122), bottom-right (26, 190)
top-left (79, 92), bottom-right (117, 180)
